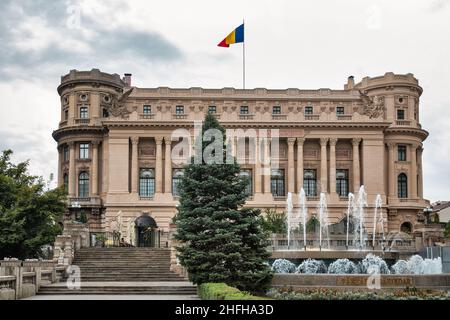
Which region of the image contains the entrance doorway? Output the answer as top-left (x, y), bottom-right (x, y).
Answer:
top-left (135, 215), bottom-right (160, 247)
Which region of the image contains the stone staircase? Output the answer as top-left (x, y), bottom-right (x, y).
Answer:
top-left (38, 248), bottom-right (197, 296)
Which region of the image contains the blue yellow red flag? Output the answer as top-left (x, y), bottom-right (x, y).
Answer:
top-left (218, 23), bottom-right (244, 47)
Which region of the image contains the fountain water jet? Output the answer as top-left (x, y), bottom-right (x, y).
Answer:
top-left (317, 193), bottom-right (329, 250)
top-left (372, 194), bottom-right (383, 249)
top-left (346, 193), bottom-right (355, 249)
top-left (299, 188), bottom-right (307, 250)
top-left (286, 192), bottom-right (294, 249)
top-left (354, 186), bottom-right (368, 249)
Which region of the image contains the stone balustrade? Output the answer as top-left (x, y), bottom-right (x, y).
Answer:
top-left (0, 260), bottom-right (67, 300)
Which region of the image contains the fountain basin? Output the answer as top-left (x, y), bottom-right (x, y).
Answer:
top-left (271, 250), bottom-right (399, 261)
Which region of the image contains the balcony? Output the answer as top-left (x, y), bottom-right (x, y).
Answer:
top-left (75, 118), bottom-right (90, 125)
top-left (140, 114), bottom-right (155, 120)
top-left (239, 114), bottom-right (254, 120)
top-left (396, 120), bottom-right (411, 126)
top-left (173, 114), bottom-right (188, 120)
top-left (337, 115), bottom-right (352, 121)
top-left (305, 115), bottom-right (320, 120)
top-left (272, 114), bottom-right (287, 120)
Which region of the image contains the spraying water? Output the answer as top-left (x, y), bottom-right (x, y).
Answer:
top-left (346, 193), bottom-right (355, 248)
top-left (317, 193), bottom-right (329, 249)
top-left (286, 192), bottom-right (293, 249)
top-left (299, 188), bottom-right (307, 249)
top-left (372, 194), bottom-right (383, 248)
top-left (354, 186), bottom-right (367, 249)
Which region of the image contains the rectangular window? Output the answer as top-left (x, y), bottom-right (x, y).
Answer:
top-left (172, 169), bottom-right (184, 197)
top-left (271, 169), bottom-right (285, 197)
top-left (240, 106), bottom-right (249, 114)
top-left (305, 106), bottom-right (313, 115)
top-left (79, 106), bottom-right (88, 119)
top-left (240, 169), bottom-right (253, 197)
top-left (303, 169), bottom-right (317, 197)
top-left (208, 106), bottom-right (217, 114)
top-left (336, 107), bottom-right (345, 115)
top-left (143, 105), bottom-right (151, 114)
top-left (336, 169), bottom-right (349, 197)
top-left (79, 143), bottom-right (89, 159)
top-left (176, 105), bottom-right (185, 115)
top-left (64, 109), bottom-right (69, 120)
top-left (63, 145), bottom-right (69, 162)
top-left (397, 109), bottom-right (405, 120)
top-left (272, 106), bottom-right (281, 114)
top-left (139, 169), bottom-right (155, 197)
top-left (398, 145), bottom-right (407, 161)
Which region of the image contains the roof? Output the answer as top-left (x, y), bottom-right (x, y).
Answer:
top-left (432, 201), bottom-right (450, 212)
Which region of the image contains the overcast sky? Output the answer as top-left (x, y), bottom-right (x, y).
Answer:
top-left (0, 0), bottom-right (449, 202)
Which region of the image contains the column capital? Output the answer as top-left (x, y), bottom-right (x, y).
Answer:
top-left (410, 142), bottom-right (419, 150)
top-left (287, 138), bottom-right (296, 146)
top-left (131, 137), bottom-right (139, 145)
top-left (68, 141), bottom-right (76, 148)
top-left (155, 136), bottom-right (164, 145)
top-left (91, 140), bottom-right (101, 147)
top-left (386, 142), bottom-right (396, 149)
top-left (352, 138), bottom-right (362, 146)
top-left (164, 136), bottom-right (172, 145)
top-left (320, 138), bottom-right (329, 146)
top-left (329, 138), bottom-right (338, 146)
top-left (297, 137), bottom-right (305, 145)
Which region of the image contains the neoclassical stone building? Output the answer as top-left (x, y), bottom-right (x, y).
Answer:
top-left (53, 69), bottom-right (434, 249)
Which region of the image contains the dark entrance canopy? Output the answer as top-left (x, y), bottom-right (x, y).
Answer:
top-left (135, 215), bottom-right (157, 229)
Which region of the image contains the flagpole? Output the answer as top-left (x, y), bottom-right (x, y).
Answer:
top-left (243, 19), bottom-right (245, 90)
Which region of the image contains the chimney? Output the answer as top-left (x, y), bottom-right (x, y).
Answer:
top-left (345, 76), bottom-right (355, 90)
top-left (123, 73), bottom-right (132, 87)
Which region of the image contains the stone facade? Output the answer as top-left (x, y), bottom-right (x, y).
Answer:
top-left (53, 69), bottom-right (434, 249)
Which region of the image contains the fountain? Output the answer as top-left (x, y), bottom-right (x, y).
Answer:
top-left (317, 193), bottom-right (329, 250)
top-left (345, 193), bottom-right (355, 249)
top-left (372, 194), bottom-right (384, 249)
top-left (354, 186), bottom-right (368, 249)
top-left (299, 188), bottom-right (307, 250)
top-left (286, 192), bottom-right (294, 249)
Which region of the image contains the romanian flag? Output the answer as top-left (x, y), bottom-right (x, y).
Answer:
top-left (218, 23), bottom-right (245, 47)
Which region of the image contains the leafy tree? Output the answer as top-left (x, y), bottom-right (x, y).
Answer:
top-left (0, 150), bottom-right (66, 259)
top-left (174, 114), bottom-right (272, 292)
top-left (306, 216), bottom-right (320, 233)
top-left (260, 208), bottom-right (286, 234)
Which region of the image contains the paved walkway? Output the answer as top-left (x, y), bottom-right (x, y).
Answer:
top-left (42, 281), bottom-right (194, 287)
top-left (25, 295), bottom-right (199, 300)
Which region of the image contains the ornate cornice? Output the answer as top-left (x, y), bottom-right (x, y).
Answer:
top-left (52, 126), bottom-right (105, 142)
top-left (385, 127), bottom-right (429, 141)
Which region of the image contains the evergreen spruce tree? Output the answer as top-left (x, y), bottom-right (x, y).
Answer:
top-left (174, 114), bottom-right (272, 292)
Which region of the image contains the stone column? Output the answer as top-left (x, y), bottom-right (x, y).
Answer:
top-left (329, 138), bottom-right (338, 195)
top-left (410, 144), bottom-right (418, 199)
top-left (418, 146), bottom-right (424, 198)
top-left (296, 138), bottom-right (304, 194)
top-left (352, 138), bottom-right (361, 193)
top-left (68, 142), bottom-right (76, 197)
top-left (131, 137), bottom-right (139, 194)
top-left (254, 137), bottom-right (262, 194)
top-left (263, 137), bottom-right (271, 194)
top-left (91, 141), bottom-right (99, 196)
top-left (287, 138), bottom-right (296, 193)
top-left (387, 142), bottom-right (396, 198)
top-left (320, 138), bottom-right (329, 193)
top-left (57, 146), bottom-right (63, 187)
top-left (155, 136), bottom-right (163, 194)
top-left (165, 137), bottom-right (173, 194)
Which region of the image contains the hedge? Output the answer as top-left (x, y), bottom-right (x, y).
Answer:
top-left (198, 283), bottom-right (269, 300)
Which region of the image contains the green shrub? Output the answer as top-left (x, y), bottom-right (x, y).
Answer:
top-left (198, 283), bottom-right (269, 300)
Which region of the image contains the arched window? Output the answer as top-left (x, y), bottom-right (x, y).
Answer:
top-left (140, 169), bottom-right (155, 198)
top-left (172, 169), bottom-right (184, 196)
top-left (78, 172), bottom-right (89, 198)
top-left (63, 173), bottom-right (69, 194)
top-left (398, 173), bottom-right (408, 198)
top-left (303, 169), bottom-right (317, 197)
top-left (271, 169), bottom-right (285, 197)
top-left (239, 169), bottom-right (253, 197)
top-left (400, 222), bottom-right (412, 234)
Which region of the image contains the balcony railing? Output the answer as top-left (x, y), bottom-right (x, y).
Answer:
top-left (272, 114), bottom-right (287, 120)
top-left (396, 120), bottom-right (411, 126)
top-left (305, 115), bottom-right (320, 120)
top-left (75, 118), bottom-right (90, 125)
top-left (337, 115), bottom-right (352, 121)
top-left (173, 114), bottom-right (188, 120)
top-left (140, 114), bottom-right (155, 120)
top-left (239, 114), bottom-right (254, 120)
